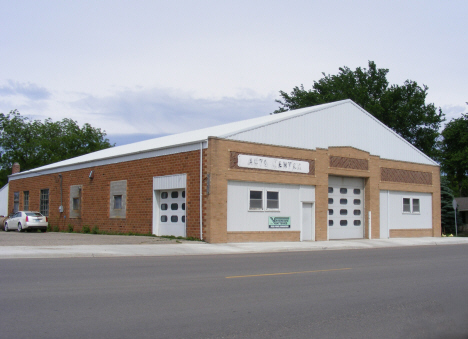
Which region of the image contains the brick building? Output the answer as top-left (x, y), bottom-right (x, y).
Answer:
top-left (8, 100), bottom-right (441, 243)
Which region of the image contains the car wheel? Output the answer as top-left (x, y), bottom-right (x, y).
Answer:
top-left (41, 228), bottom-right (47, 233)
top-left (4, 223), bottom-right (8, 232)
top-left (17, 223), bottom-right (23, 232)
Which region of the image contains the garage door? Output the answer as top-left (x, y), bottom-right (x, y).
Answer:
top-left (158, 189), bottom-right (186, 237)
top-left (328, 176), bottom-right (364, 239)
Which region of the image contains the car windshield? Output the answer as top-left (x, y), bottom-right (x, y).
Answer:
top-left (26, 212), bottom-right (43, 217)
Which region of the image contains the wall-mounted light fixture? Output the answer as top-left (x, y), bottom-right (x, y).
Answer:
top-left (89, 170), bottom-right (94, 179)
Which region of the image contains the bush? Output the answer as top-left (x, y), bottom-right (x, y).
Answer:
top-left (91, 225), bottom-right (99, 234)
top-left (67, 224), bottom-right (74, 233)
top-left (53, 225), bottom-right (59, 232)
top-left (82, 225), bottom-right (90, 233)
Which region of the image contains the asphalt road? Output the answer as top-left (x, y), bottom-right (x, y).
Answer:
top-left (1, 245), bottom-right (468, 339)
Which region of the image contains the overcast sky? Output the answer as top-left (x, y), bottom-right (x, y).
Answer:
top-left (1, 0), bottom-right (467, 146)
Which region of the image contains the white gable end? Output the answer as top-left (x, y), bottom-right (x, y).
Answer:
top-left (224, 100), bottom-right (436, 166)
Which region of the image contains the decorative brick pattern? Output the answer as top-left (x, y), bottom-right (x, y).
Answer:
top-left (230, 151), bottom-right (315, 175)
top-left (381, 168), bottom-right (432, 185)
top-left (329, 156), bottom-right (368, 171)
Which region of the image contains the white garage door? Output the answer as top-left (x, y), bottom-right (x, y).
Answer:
top-left (328, 176), bottom-right (364, 239)
top-left (158, 189), bottom-right (186, 237)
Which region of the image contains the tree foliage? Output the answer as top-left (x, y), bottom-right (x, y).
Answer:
top-left (440, 176), bottom-right (460, 234)
top-left (0, 110), bottom-right (113, 186)
top-left (440, 113), bottom-right (468, 197)
top-left (274, 61), bottom-right (444, 159)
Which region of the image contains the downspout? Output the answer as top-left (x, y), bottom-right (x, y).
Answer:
top-left (199, 141), bottom-right (203, 240)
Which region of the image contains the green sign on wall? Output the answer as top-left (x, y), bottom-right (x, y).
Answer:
top-left (268, 216), bottom-right (291, 228)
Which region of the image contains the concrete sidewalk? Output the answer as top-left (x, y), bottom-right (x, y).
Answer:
top-left (1, 237), bottom-right (467, 259)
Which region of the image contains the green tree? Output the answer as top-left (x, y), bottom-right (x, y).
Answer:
top-left (440, 113), bottom-right (468, 197)
top-left (274, 61), bottom-right (444, 159)
top-left (0, 110), bottom-right (113, 186)
top-left (440, 176), bottom-right (460, 235)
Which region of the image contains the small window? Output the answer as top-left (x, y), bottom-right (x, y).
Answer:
top-left (182, 203), bottom-right (185, 210)
top-left (161, 192), bottom-right (168, 199)
top-left (340, 199), bottom-right (347, 205)
top-left (328, 198), bottom-right (333, 204)
top-left (353, 199), bottom-right (361, 205)
top-left (266, 191), bottom-right (279, 210)
top-left (182, 191), bottom-right (185, 198)
top-left (354, 220), bottom-right (361, 226)
top-left (161, 204), bottom-right (168, 210)
top-left (23, 191), bottom-right (29, 211)
top-left (171, 203), bottom-right (178, 210)
top-left (412, 199), bottom-right (420, 213)
top-left (354, 189), bottom-right (361, 195)
top-left (340, 209), bottom-right (347, 215)
top-left (328, 220), bottom-right (334, 226)
top-left (403, 198), bottom-right (411, 213)
top-left (171, 191), bottom-right (178, 199)
top-left (328, 209), bottom-right (333, 215)
top-left (328, 187), bottom-right (333, 193)
top-left (161, 215), bottom-right (167, 222)
top-left (114, 195), bottom-right (122, 210)
top-left (182, 216), bottom-right (185, 223)
top-left (73, 197), bottom-right (80, 211)
top-left (340, 220), bottom-right (348, 226)
top-left (340, 188), bottom-right (347, 194)
top-left (171, 216), bottom-right (178, 222)
top-left (354, 210), bottom-right (361, 216)
top-left (249, 190), bottom-right (263, 210)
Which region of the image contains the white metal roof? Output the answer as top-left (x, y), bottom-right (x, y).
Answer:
top-left (9, 100), bottom-right (437, 180)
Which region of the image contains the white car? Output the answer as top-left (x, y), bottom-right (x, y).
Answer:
top-left (4, 211), bottom-right (48, 232)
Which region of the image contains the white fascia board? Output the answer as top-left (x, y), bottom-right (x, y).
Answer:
top-left (9, 141), bottom-right (208, 181)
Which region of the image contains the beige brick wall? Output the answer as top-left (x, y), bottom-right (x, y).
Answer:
top-left (205, 138), bottom-right (440, 243)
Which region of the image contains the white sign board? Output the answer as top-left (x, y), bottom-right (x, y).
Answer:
top-left (238, 154), bottom-right (309, 174)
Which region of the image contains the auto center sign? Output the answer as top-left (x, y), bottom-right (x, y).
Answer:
top-left (238, 154), bottom-right (309, 174)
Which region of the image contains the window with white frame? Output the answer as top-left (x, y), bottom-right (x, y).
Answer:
top-left (403, 198), bottom-right (420, 214)
top-left (249, 189), bottom-right (280, 211)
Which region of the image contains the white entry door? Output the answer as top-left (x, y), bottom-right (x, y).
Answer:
top-left (328, 176), bottom-right (364, 239)
top-left (158, 189), bottom-right (186, 237)
top-left (302, 203), bottom-right (314, 241)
